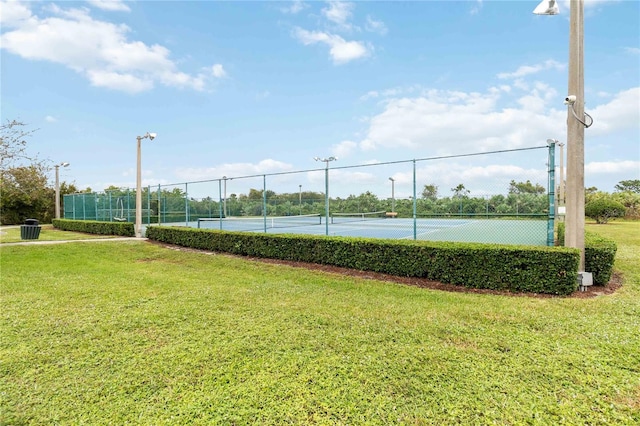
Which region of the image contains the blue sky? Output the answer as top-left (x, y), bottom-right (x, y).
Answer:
top-left (2, 0), bottom-right (638, 200)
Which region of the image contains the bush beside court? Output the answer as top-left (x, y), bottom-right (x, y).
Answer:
top-left (146, 225), bottom-right (580, 295)
top-left (557, 222), bottom-right (617, 285)
top-left (53, 218), bottom-right (135, 237)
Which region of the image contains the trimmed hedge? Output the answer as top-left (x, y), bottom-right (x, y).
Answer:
top-left (557, 222), bottom-right (617, 285)
top-left (52, 219), bottom-right (135, 237)
top-left (146, 226), bottom-right (580, 295)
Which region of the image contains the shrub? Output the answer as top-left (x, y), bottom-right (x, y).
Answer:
top-left (585, 199), bottom-right (626, 224)
top-left (611, 191), bottom-right (640, 220)
top-left (556, 222), bottom-right (616, 285)
top-left (146, 226), bottom-right (580, 295)
top-left (52, 219), bottom-right (135, 237)
top-left (584, 233), bottom-right (617, 285)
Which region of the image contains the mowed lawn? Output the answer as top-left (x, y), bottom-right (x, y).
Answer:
top-left (1, 222), bottom-right (638, 424)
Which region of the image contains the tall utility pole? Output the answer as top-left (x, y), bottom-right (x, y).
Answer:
top-left (54, 162), bottom-right (70, 219)
top-left (314, 156), bottom-right (337, 235)
top-left (534, 0), bottom-right (587, 270)
top-left (136, 132), bottom-right (156, 238)
top-left (565, 0), bottom-right (586, 270)
top-left (388, 177), bottom-right (395, 213)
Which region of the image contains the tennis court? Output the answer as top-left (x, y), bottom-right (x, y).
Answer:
top-left (184, 213), bottom-right (549, 246)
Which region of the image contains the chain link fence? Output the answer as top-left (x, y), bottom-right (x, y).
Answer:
top-left (64, 145), bottom-right (557, 245)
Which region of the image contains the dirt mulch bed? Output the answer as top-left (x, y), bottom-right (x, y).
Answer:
top-left (152, 241), bottom-right (622, 299)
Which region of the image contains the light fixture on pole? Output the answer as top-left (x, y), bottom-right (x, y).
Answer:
top-left (314, 156), bottom-right (337, 235)
top-left (533, 0), bottom-right (558, 15)
top-left (136, 132), bottom-right (156, 238)
top-left (535, 0), bottom-right (588, 271)
top-left (54, 162), bottom-right (70, 219)
top-left (388, 177), bottom-right (395, 213)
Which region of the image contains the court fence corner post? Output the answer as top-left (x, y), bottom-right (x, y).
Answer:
top-left (547, 140), bottom-right (556, 246)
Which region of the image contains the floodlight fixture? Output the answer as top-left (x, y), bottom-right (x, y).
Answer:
top-left (533, 0), bottom-right (559, 15)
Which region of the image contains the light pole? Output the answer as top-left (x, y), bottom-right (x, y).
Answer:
top-left (136, 132), bottom-right (156, 238)
top-left (388, 177), bottom-right (395, 213)
top-left (54, 162), bottom-right (70, 219)
top-left (314, 156), bottom-right (337, 235)
top-left (299, 184), bottom-right (302, 215)
top-left (535, 0), bottom-right (586, 270)
top-left (222, 176), bottom-right (228, 217)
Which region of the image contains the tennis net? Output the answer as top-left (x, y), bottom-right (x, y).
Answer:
top-left (198, 213), bottom-right (322, 231)
top-left (331, 211), bottom-right (387, 224)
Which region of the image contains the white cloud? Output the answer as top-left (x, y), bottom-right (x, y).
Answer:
top-left (588, 87), bottom-right (640, 136)
top-left (0, 3), bottom-right (223, 93)
top-left (385, 162), bottom-right (547, 196)
top-left (586, 160), bottom-right (640, 175)
top-left (293, 27), bottom-right (370, 64)
top-left (624, 47), bottom-right (640, 55)
top-left (497, 60), bottom-right (565, 80)
top-left (365, 15), bottom-right (387, 35)
top-left (358, 87), bottom-right (566, 154)
top-left (175, 159), bottom-right (294, 181)
top-left (86, 0), bottom-right (131, 12)
top-left (211, 64), bottom-right (227, 78)
top-left (331, 140), bottom-right (357, 158)
top-left (87, 69), bottom-right (154, 92)
top-left (470, 0), bottom-right (483, 15)
top-left (322, 1), bottom-right (354, 30)
top-left (45, 115), bottom-right (57, 123)
top-left (280, 1), bottom-right (308, 14)
top-left (360, 90), bottom-right (380, 101)
top-left (0, 1), bottom-right (32, 26)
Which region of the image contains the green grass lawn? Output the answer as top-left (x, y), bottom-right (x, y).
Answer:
top-left (0, 224), bottom-right (117, 243)
top-left (1, 222), bottom-right (638, 424)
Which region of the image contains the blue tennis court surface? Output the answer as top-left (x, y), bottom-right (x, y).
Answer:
top-left (169, 216), bottom-right (548, 246)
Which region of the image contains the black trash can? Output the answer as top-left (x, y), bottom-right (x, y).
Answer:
top-left (21, 219), bottom-right (41, 240)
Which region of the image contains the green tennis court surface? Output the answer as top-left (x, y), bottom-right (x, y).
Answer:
top-left (182, 215), bottom-right (549, 246)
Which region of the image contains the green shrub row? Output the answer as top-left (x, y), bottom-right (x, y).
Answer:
top-left (52, 219), bottom-right (135, 237)
top-left (557, 222), bottom-right (617, 285)
top-left (146, 226), bottom-right (580, 295)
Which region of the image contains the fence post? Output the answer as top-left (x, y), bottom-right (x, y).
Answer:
top-left (218, 179), bottom-right (223, 229)
top-left (126, 189), bottom-right (131, 222)
top-left (547, 140), bottom-right (556, 246)
top-left (157, 184), bottom-right (161, 225)
top-left (185, 183), bottom-right (189, 226)
top-left (413, 159), bottom-right (417, 240)
top-left (263, 175), bottom-right (267, 232)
